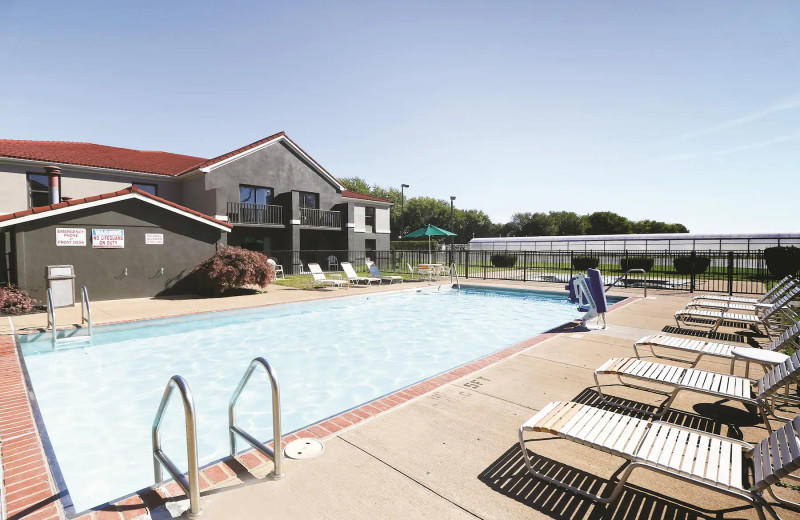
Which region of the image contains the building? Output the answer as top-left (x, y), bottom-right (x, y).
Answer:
top-left (0, 133), bottom-right (393, 299)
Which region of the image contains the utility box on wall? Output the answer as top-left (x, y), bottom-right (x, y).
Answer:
top-left (46, 265), bottom-right (76, 307)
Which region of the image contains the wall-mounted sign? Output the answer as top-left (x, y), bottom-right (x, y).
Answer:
top-left (56, 228), bottom-right (86, 246)
top-left (92, 229), bottom-right (124, 249)
top-left (145, 233), bottom-right (164, 245)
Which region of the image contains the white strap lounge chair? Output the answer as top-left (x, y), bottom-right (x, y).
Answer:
top-left (519, 401), bottom-right (800, 519)
top-left (633, 322), bottom-right (800, 373)
top-left (675, 285), bottom-right (800, 338)
top-left (266, 258), bottom-right (284, 280)
top-left (593, 351), bottom-right (800, 429)
top-left (341, 262), bottom-right (380, 285)
top-left (306, 263), bottom-right (348, 289)
top-left (692, 276), bottom-right (795, 304)
top-left (368, 264), bottom-right (403, 284)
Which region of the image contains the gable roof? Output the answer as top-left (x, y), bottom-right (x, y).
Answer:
top-left (341, 190), bottom-right (392, 203)
top-left (0, 140), bottom-right (206, 176)
top-left (0, 186), bottom-right (232, 231)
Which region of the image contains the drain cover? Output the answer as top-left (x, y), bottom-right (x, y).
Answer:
top-left (285, 438), bottom-right (325, 460)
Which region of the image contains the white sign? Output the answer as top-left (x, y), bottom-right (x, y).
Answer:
top-left (92, 229), bottom-right (125, 249)
top-left (145, 233), bottom-right (164, 245)
top-left (56, 228), bottom-right (86, 247)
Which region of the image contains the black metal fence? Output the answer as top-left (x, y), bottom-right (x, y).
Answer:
top-left (266, 249), bottom-right (782, 294)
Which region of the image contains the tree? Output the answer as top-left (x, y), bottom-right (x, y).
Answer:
top-left (584, 212), bottom-right (632, 235)
top-left (549, 211), bottom-right (585, 236)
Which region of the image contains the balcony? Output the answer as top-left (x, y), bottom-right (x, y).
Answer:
top-left (227, 202), bottom-right (284, 226)
top-left (300, 208), bottom-right (341, 229)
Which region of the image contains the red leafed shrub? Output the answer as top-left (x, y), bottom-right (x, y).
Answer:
top-left (191, 247), bottom-right (275, 296)
top-left (0, 285), bottom-right (37, 315)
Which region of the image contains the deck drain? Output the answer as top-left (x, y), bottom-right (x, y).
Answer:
top-left (285, 438), bottom-right (325, 460)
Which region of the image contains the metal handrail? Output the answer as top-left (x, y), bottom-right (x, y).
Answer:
top-left (227, 201), bottom-right (283, 225)
top-left (80, 286), bottom-right (92, 339)
top-left (299, 208), bottom-right (341, 228)
top-left (229, 357), bottom-right (283, 479)
top-left (152, 376), bottom-right (201, 517)
top-left (449, 262), bottom-right (460, 290)
top-left (46, 288), bottom-right (56, 348)
top-left (607, 269), bottom-right (648, 297)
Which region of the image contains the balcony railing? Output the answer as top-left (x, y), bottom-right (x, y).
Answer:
top-left (300, 208), bottom-right (341, 228)
top-left (227, 202), bottom-right (283, 225)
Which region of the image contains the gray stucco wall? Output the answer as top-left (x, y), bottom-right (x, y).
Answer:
top-left (9, 199), bottom-right (227, 302)
top-left (204, 141), bottom-right (342, 215)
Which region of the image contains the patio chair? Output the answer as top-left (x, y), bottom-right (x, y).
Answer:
top-left (327, 255), bottom-right (339, 271)
top-left (267, 258), bottom-right (285, 280)
top-left (519, 400), bottom-right (800, 519)
top-left (417, 264), bottom-right (436, 279)
top-left (306, 263), bottom-right (348, 289)
top-left (592, 350), bottom-right (800, 430)
top-left (406, 263), bottom-right (417, 280)
top-left (692, 276), bottom-right (795, 305)
top-left (685, 279), bottom-right (798, 312)
top-left (633, 321), bottom-right (800, 374)
top-left (674, 285), bottom-right (800, 338)
top-left (341, 262), bottom-right (380, 285)
top-left (368, 264), bottom-right (403, 284)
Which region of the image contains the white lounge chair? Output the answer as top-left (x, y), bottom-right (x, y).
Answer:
top-left (675, 285), bottom-right (800, 338)
top-left (341, 262), bottom-right (380, 285)
top-left (633, 321), bottom-right (800, 374)
top-left (685, 279), bottom-right (798, 312)
top-left (267, 258), bottom-right (284, 280)
top-left (368, 264), bottom-right (403, 284)
top-left (593, 351), bottom-right (800, 429)
top-left (306, 263), bottom-right (348, 289)
top-left (519, 401), bottom-right (800, 519)
top-left (692, 276), bottom-right (795, 304)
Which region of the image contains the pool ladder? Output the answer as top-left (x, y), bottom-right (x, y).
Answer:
top-left (449, 262), bottom-right (461, 290)
top-left (46, 286), bottom-right (93, 350)
top-left (151, 357), bottom-right (283, 517)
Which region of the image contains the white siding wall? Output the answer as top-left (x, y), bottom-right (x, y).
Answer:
top-left (375, 207), bottom-right (391, 234)
top-left (0, 166), bottom-right (30, 214)
top-left (353, 205), bottom-right (366, 232)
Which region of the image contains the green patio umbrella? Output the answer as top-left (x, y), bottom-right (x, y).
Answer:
top-left (402, 224), bottom-right (457, 264)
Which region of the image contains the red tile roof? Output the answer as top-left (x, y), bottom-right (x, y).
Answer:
top-left (341, 190), bottom-right (392, 203)
top-left (0, 186), bottom-right (232, 229)
top-left (0, 140), bottom-right (206, 176)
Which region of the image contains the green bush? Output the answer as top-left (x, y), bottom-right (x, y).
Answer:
top-left (391, 240), bottom-right (439, 251)
top-left (673, 256), bottom-right (711, 275)
top-left (620, 257), bottom-right (654, 272)
top-left (490, 253), bottom-right (517, 268)
top-left (764, 246), bottom-right (800, 278)
top-left (571, 256), bottom-right (600, 270)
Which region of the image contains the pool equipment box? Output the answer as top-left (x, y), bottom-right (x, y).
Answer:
top-left (92, 229), bottom-right (124, 248)
top-left (46, 265), bottom-right (76, 307)
top-left (56, 227), bottom-right (86, 246)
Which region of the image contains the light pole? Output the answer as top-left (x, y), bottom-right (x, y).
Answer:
top-left (400, 184), bottom-right (409, 239)
top-left (449, 196), bottom-right (456, 266)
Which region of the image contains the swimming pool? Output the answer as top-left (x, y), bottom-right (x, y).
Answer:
top-left (20, 285), bottom-right (603, 512)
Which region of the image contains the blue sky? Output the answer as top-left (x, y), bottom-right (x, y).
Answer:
top-left (2, 1), bottom-right (798, 233)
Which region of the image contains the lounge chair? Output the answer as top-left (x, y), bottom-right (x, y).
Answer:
top-left (519, 400), bottom-right (800, 519)
top-left (674, 285), bottom-right (800, 338)
top-left (633, 321), bottom-right (800, 374)
top-left (692, 275), bottom-right (795, 304)
top-left (368, 264), bottom-right (403, 284)
top-left (592, 351), bottom-right (800, 429)
top-left (685, 279), bottom-right (797, 312)
top-left (341, 262), bottom-right (380, 285)
top-left (267, 258), bottom-right (284, 280)
top-left (306, 263), bottom-right (348, 289)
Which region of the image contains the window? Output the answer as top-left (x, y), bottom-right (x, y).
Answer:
top-left (133, 183), bottom-right (158, 196)
top-left (364, 206), bottom-right (375, 233)
top-left (239, 185), bottom-right (273, 205)
top-left (299, 192), bottom-right (319, 209)
top-left (28, 174), bottom-right (50, 208)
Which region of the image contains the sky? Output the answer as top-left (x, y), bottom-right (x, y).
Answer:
top-left (1, 1), bottom-right (798, 234)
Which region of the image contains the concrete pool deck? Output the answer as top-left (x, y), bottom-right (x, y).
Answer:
top-left (2, 281), bottom-right (798, 519)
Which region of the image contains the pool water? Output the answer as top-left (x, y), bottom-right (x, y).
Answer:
top-left (21, 286), bottom-right (590, 511)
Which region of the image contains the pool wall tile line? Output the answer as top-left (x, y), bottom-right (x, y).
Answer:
top-left (2, 294), bottom-right (635, 519)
